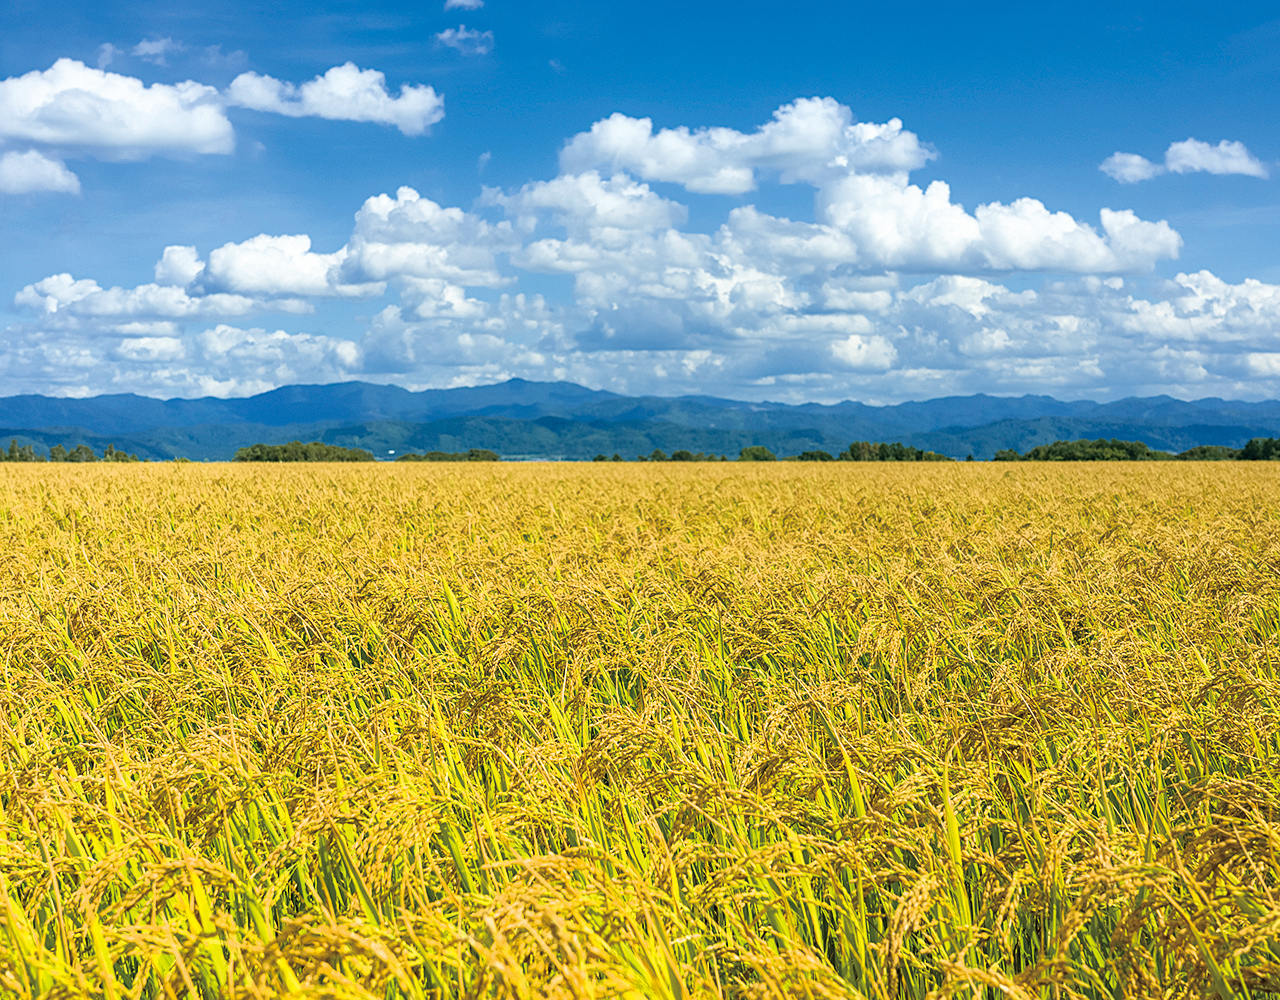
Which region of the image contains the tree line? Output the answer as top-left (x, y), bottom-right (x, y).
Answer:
top-left (10, 434), bottom-right (1279, 464)
top-left (625, 447), bottom-right (779, 461)
top-left (993, 437), bottom-right (1280, 461)
top-left (234, 443), bottom-right (502, 462)
top-left (837, 441), bottom-right (953, 462)
top-left (0, 440), bottom-right (140, 462)
top-left (396, 449), bottom-right (499, 462)
top-left (601, 443), bottom-right (957, 462)
top-left (628, 450), bottom-right (731, 462)
top-left (234, 442), bottom-right (375, 462)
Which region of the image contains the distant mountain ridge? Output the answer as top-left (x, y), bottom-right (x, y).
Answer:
top-left (2, 379), bottom-right (1280, 461)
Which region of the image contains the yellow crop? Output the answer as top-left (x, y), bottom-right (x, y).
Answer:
top-left (0, 463), bottom-right (1277, 998)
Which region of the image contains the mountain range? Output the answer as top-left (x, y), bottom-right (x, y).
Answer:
top-left (2, 379), bottom-right (1280, 460)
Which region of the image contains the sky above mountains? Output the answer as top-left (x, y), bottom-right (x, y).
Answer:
top-left (1, 0), bottom-right (1278, 404)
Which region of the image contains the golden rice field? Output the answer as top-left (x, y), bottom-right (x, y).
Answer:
top-left (1, 463), bottom-right (1278, 999)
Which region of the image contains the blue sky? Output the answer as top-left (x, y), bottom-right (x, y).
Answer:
top-left (1, 0), bottom-right (1278, 402)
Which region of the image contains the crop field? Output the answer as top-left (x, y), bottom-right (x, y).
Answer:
top-left (1, 463), bottom-right (1278, 999)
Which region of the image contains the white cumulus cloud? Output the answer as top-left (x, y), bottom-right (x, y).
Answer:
top-left (0, 149), bottom-right (80, 194)
top-left (115, 335), bottom-right (185, 361)
top-left (203, 234), bottom-right (385, 298)
top-left (444, 0), bottom-right (484, 8)
top-left (0, 57), bottom-right (446, 193)
top-left (12, 271), bottom-right (307, 321)
top-left (343, 186), bottom-right (519, 286)
top-left (154, 245), bottom-right (205, 287)
top-left (484, 171), bottom-right (688, 236)
top-left (1100, 152), bottom-right (1163, 184)
top-left (1246, 353), bottom-right (1280, 376)
top-left (1165, 138), bottom-right (1269, 178)
top-left (563, 99), bottom-right (1178, 273)
top-left (831, 333), bottom-right (897, 370)
top-left (561, 98), bottom-right (933, 195)
top-left (0, 58), bottom-right (233, 158)
top-left (815, 174), bottom-right (1179, 272)
top-left (226, 62), bottom-right (444, 136)
top-left (1102, 137), bottom-right (1269, 182)
top-left (8, 95), bottom-right (1269, 401)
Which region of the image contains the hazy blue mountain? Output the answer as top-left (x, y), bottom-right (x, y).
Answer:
top-left (0, 379), bottom-right (624, 432)
top-left (2, 379), bottom-right (1280, 460)
top-left (912, 419), bottom-right (1278, 461)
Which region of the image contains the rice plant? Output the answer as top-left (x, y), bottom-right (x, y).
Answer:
top-left (0, 462), bottom-right (1277, 998)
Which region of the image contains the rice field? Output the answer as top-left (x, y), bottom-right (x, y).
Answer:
top-left (0, 463), bottom-right (1278, 999)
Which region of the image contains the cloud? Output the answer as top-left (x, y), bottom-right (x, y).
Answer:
top-left (561, 98), bottom-right (933, 195)
top-left (1100, 152), bottom-right (1163, 184)
top-left (484, 171), bottom-right (688, 236)
top-left (1165, 138), bottom-right (1269, 178)
top-left (12, 270), bottom-right (309, 321)
top-left (1101, 138), bottom-right (1269, 183)
top-left (350, 266), bottom-right (1280, 398)
top-left (197, 324), bottom-right (360, 374)
top-left (96, 44), bottom-right (122, 70)
top-left (831, 333), bottom-right (897, 370)
top-left (226, 62), bottom-right (444, 136)
top-left (444, 0), bottom-right (484, 7)
top-left (0, 57), bottom-right (445, 191)
top-left (360, 295), bottom-right (558, 374)
top-left (154, 245), bottom-right (204, 287)
top-left (13, 261), bottom-right (1280, 401)
top-left (815, 175), bottom-right (1179, 272)
top-left (1246, 353), bottom-right (1280, 376)
top-left (435, 26), bottom-right (494, 56)
top-left (9, 96), bottom-right (1268, 402)
top-left (132, 37), bottom-right (185, 66)
top-left (115, 335), bottom-right (185, 361)
top-left (563, 99), bottom-right (1178, 273)
top-left (200, 46), bottom-right (249, 71)
top-left (343, 185), bottom-right (520, 286)
top-left (0, 58), bottom-right (233, 158)
top-left (104, 324), bottom-right (360, 398)
top-left (1114, 270), bottom-right (1280, 341)
top-left (203, 234), bottom-right (385, 298)
top-left (0, 149), bottom-right (80, 194)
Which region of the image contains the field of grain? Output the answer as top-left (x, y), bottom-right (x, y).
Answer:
top-left (0, 463), bottom-right (1278, 999)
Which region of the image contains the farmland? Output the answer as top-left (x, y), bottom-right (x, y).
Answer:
top-left (0, 463), bottom-right (1278, 998)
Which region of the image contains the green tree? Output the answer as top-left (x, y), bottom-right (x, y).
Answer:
top-left (840, 440), bottom-right (952, 462)
top-left (236, 441), bottom-right (375, 462)
top-left (738, 445), bottom-right (776, 462)
top-left (395, 448), bottom-right (499, 462)
top-left (2, 439), bottom-right (39, 462)
top-left (1009, 439), bottom-right (1173, 461)
top-left (798, 450), bottom-right (834, 461)
top-left (840, 441), bottom-right (876, 461)
top-left (1239, 438), bottom-right (1280, 460)
top-left (1177, 445), bottom-right (1241, 461)
top-left (103, 444), bottom-right (140, 462)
